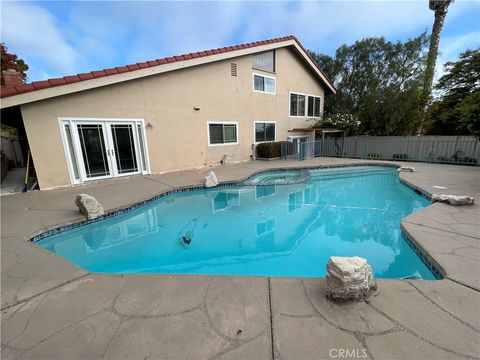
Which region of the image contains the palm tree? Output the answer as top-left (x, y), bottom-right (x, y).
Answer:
top-left (422, 0), bottom-right (453, 112)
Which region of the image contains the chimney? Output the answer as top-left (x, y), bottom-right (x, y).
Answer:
top-left (2, 69), bottom-right (24, 87)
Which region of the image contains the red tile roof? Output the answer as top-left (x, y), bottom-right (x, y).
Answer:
top-left (0, 35), bottom-right (334, 100)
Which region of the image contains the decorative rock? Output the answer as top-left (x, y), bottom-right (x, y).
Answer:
top-left (432, 194), bottom-right (475, 206)
top-left (325, 256), bottom-right (377, 301)
top-left (204, 171), bottom-right (218, 188)
top-left (75, 194), bottom-right (104, 219)
top-left (397, 166), bottom-right (415, 172)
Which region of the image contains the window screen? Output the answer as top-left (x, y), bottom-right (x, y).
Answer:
top-left (253, 74), bottom-right (275, 93)
top-left (255, 122), bottom-right (275, 142)
top-left (290, 93), bottom-right (306, 116)
top-left (307, 96), bottom-right (321, 117)
top-left (209, 123), bottom-right (238, 144)
top-left (253, 51), bottom-right (275, 72)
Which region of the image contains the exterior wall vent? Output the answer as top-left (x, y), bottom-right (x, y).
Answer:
top-left (230, 63), bottom-right (237, 77)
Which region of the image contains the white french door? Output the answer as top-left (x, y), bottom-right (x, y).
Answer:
top-left (59, 118), bottom-right (150, 184)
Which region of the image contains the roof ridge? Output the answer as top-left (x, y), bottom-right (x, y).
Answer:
top-left (1, 35), bottom-right (334, 99)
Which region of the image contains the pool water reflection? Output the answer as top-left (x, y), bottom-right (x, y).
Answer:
top-left (37, 166), bottom-right (435, 279)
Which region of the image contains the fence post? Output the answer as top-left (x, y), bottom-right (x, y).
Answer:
top-left (429, 141), bottom-right (436, 163)
top-left (365, 141), bottom-right (369, 159)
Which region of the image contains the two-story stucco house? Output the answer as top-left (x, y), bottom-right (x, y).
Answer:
top-left (0, 36), bottom-right (335, 190)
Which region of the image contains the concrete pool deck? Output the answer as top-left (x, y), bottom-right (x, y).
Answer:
top-left (1, 158), bottom-right (479, 359)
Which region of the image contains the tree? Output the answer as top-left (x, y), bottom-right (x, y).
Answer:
top-left (0, 43), bottom-right (29, 86)
top-left (310, 33), bottom-right (429, 135)
top-left (426, 49), bottom-right (480, 135)
top-left (421, 0), bottom-right (454, 118)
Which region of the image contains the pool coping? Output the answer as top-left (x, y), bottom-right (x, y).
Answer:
top-left (26, 161), bottom-right (444, 280)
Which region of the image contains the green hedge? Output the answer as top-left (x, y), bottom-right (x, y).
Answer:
top-left (256, 142), bottom-right (282, 158)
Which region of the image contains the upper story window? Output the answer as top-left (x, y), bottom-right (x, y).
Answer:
top-left (208, 122), bottom-right (238, 146)
top-left (307, 95), bottom-right (321, 117)
top-left (290, 92), bottom-right (306, 117)
top-left (253, 51), bottom-right (275, 72)
top-left (253, 73), bottom-right (276, 94)
top-left (255, 121), bottom-right (276, 142)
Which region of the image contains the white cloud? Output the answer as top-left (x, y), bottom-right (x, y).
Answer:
top-left (0, 1), bottom-right (79, 80)
top-left (0, 0), bottom-right (478, 82)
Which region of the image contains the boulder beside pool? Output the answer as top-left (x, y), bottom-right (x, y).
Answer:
top-left (325, 256), bottom-right (377, 301)
top-left (432, 194), bottom-right (475, 206)
top-left (204, 171), bottom-right (218, 188)
top-left (397, 166), bottom-right (415, 172)
top-left (75, 194), bottom-right (104, 219)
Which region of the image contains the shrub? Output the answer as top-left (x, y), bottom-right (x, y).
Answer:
top-left (393, 153), bottom-right (409, 160)
top-left (367, 153), bottom-right (382, 159)
top-left (462, 156), bottom-right (477, 164)
top-left (436, 155), bottom-right (450, 163)
top-left (436, 153), bottom-right (478, 164)
top-left (256, 142), bottom-right (282, 158)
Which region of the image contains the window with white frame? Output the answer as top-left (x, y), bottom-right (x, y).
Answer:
top-left (208, 122), bottom-right (238, 145)
top-left (307, 95), bottom-right (321, 117)
top-left (290, 93), bottom-right (306, 116)
top-left (255, 122), bottom-right (275, 142)
top-left (253, 51), bottom-right (275, 72)
top-left (253, 74), bottom-right (276, 94)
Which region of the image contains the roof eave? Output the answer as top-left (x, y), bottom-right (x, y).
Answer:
top-left (0, 38), bottom-right (335, 109)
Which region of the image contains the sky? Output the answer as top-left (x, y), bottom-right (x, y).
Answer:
top-left (1, 0), bottom-right (479, 83)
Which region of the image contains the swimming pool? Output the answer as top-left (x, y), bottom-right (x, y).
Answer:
top-left (35, 166), bottom-right (436, 279)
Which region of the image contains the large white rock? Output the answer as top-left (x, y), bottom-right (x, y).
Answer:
top-left (326, 256), bottom-right (377, 301)
top-left (432, 194), bottom-right (475, 206)
top-left (75, 194), bottom-right (104, 219)
top-left (204, 171), bottom-right (218, 188)
top-left (397, 166), bottom-right (415, 172)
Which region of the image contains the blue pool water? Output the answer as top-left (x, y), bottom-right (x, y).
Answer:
top-left (36, 166), bottom-right (436, 279)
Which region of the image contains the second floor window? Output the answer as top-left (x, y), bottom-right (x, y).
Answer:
top-left (253, 74), bottom-right (276, 94)
top-left (253, 51), bottom-right (275, 72)
top-left (307, 96), bottom-right (321, 117)
top-left (290, 93), bottom-right (306, 116)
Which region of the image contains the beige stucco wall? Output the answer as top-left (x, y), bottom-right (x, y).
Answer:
top-left (20, 46), bottom-right (326, 189)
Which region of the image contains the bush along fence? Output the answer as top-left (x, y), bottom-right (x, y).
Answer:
top-left (280, 136), bottom-right (479, 165)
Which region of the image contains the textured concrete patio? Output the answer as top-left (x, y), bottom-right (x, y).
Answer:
top-left (1, 158), bottom-right (479, 359)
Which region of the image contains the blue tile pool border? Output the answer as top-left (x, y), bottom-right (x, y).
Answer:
top-left (28, 162), bottom-right (441, 279)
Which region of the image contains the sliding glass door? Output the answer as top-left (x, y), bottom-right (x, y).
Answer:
top-left (59, 118), bottom-right (150, 184)
top-left (77, 124), bottom-right (111, 179)
top-left (110, 123), bottom-right (139, 175)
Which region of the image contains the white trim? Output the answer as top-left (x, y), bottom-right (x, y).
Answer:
top-left (252, 73), bottom-right (276, 94)
top-left (207, 121), bottom-right (239, 146)
top-left (288, 91), bottom-right (307, 117)
top-left (58, 117), bottom-right (151, 185)
top-left (253, 121), bottom-right (276, 144)
top-left (58, 120), bottom-right (81, 185)
top-left (58, 117), bottom-right (145, 122)
top-left (1, 38), bottom-right (335, 109)
top-left (287, 135), bottom-right (309, 139)
top-left (137, 123), bottom-right (151, 174)
top-left (306, 94), bottom-right (322, 118)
